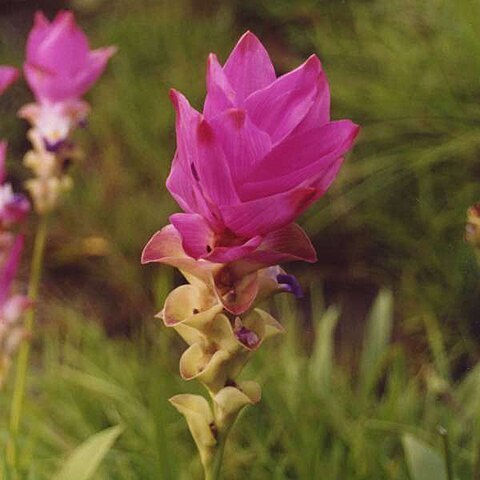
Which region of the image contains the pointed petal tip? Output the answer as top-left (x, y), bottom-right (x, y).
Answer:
top-left (236, 30), bottom-right (262, 49)
top-left (34, 10), bottom-right (49, 26)
top-left (54, 10), bottom-right (75, 25)
top-left (169, 88), bottom-right (187, 108)
top-left (207, 52), bottom-right (219, 65)
top-left (140, 231), bottom-right (162, 264)
top-left (304, 54), bottom-right (322, 73)
top-left (96, 45), bottom-right (118, 59)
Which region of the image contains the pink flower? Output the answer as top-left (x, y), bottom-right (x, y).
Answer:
top-left (0, 235), bottom-right (30, 325)
top-left (0, 66), bottom-right (18, 96)
top-left (145, 31), bottom-right (359, 268)
top-left (0, 143), bottom-right (30, 227)
top-left (24, 11), bottom-right (116, 104)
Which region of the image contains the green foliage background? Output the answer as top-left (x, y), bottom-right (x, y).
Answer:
top-left (0, 0), bottom-right (479, 478)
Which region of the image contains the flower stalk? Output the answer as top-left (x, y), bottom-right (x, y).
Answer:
top-left (7, 214), bottom-right (48, 468)
top-left (4, 10), bottom-right (115, 470)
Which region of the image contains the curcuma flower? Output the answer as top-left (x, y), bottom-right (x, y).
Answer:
top-left (19, 10), bottom-right (116, 213)
top-left (24, 11), bottom-right (116, 105)
top-left (143, 31), bottom-right (359, 479)
top-left (151, 31), bottom-right (359, 269)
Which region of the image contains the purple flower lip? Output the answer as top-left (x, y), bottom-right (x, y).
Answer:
top-left (277, 273), bottom-right (303, 299)
top-left (43, 138), bottom-right (65, 153)
top-left (235, 326), bottom-right (259, 349)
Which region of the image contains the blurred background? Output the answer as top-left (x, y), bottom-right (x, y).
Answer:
top-left (1, 0), bottom-right (480, 478)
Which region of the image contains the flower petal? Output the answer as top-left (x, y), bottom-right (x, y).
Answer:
top-left (220, 187), bottom-right (317, 237)
top-left (170, 212), bottom-right (215, 260)
top-left (141, 225), bottom-right (220, 285)
top-left (167, 90), bottom-right (216, 223)
top-left (244, 55), bottom-right (321, 145)
top-left (223, 31), bottom-right (276, 102)
top-left (28, 11), bottom-right (89, 74)
top-left (230, 223), bottom-right (317, 275)
top-left (71, 46), bottom-right (117, 98)
top-left (0, 66), bottom-right (18, 96)
top-left (206, 236), bottom-right (263, 264)
top-left (195, 118), bottom-right (239, 206)
top-left (0, 141), bottom-right (6, 184)
top-left (203, 53), bottom-right (236, 119)
top-left (209, 108), bottom-right (271, 185)
top-left (239, 120), bottom-right (360, 199)
top-left (169, 393), bottom-right (216, 464)
top-left (0, 235), bottom-right (23, 305)
top-left (292, 70), bottom-right (331, 134)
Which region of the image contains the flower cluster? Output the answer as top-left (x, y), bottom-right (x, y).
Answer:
top-left (0, 71), bottom-right (31, 387)
top-left (142, 32), bottom-right (359, 475)
top-left (19, 11), bottom-right (116, 213)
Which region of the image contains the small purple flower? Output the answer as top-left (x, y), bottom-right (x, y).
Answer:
top-left (277, 273), bottom-right (304, 299)
top-left (0, 143), bottom-right (30, 227)
top-left (235, 326), bottom-right (259, 349)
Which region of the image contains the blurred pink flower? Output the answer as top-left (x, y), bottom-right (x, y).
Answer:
top-left (24, 11), bottom-right (116, 104)
top-left (0, 143), bottom-right (30, 227)
top-left (146, 31), bottom-right (359, 268)
top-left (0, 66), bottom-right (18, 96)
top-left (0, 235), bottom-right (30, 325)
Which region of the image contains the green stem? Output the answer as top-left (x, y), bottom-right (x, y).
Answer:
top-left (6, 214), bottom-right (49, 470)
top-left (204, 428), bottom-right (230, 480)
top-left (438, 426), bottom-right (454, 480)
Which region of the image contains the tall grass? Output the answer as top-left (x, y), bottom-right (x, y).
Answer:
top-left (0, 289), bottom-right (477, 479)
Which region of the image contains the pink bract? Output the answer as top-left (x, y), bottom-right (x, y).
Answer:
top-left (0, 66), bottom-right (18, 96)
top-left (148, 31), bottom-right (360, 268)
top-left (0, 235), bottom-right (30, 324)
top-left (24, 11), bottom-right (116, 103)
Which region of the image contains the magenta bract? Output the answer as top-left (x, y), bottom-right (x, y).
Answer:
top-left (24, 11), bottom-right (116, 103)
top-left (148, 31), bottom-right (359, 268)
top-left (0, 235), bottom-right (30, 324)
top-left (0, 66), bottom-right (18, 96)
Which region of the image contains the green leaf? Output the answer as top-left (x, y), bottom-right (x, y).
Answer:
top-left (359, 289), bottom-right (394, 395)
top-left (402, 434), bottom-right (447, 480)
top-left (53, 425), bottom-right (123, 480)
top-left (309, 306), bottom-right (340, 393)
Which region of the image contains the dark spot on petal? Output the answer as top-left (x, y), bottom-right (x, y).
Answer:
top-left (191, 162), bottom-right (200, 181)
top-left (229, 109), bottom-right (246, 129)
top-left (209, 422), bottom-right (218, 440)
top-left (197, 119), bottom-right (214, 143)
top-left (206, 245), bottom-right (212, 253)
top-left (193, 308), bottom-right (199, 314)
